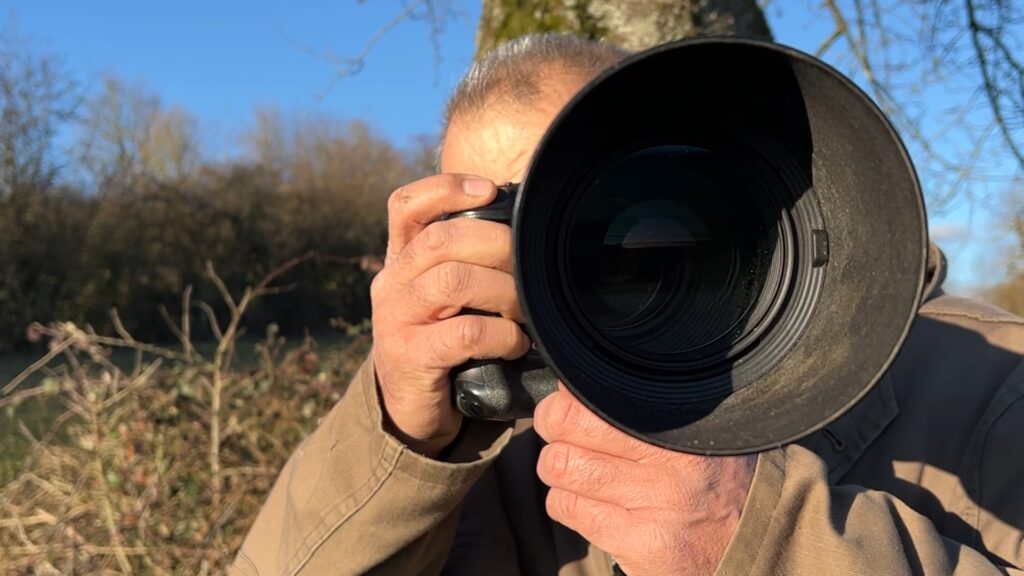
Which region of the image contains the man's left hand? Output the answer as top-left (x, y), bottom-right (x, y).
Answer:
top-left (534, 384), bottom-right (756, 576)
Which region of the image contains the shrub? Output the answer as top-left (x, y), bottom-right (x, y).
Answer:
top-left (0, 262), bottom-right (372, 574)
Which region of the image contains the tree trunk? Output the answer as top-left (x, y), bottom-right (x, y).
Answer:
top-left (476, 0), bottom-right (772, 58)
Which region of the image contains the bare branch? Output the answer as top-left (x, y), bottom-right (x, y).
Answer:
top-left (818, 0), bottom-right (1020, 213)
top-left (97, 359), bottom-right (163, 413)
top-left (281, 0), bottom-right (455, 99)
top-left (158, 305), bottom-right (189, 353)
top-left (279, 0), bottom-right (424, 98)
top-left (0, 385), bottom-right (48, 409)
top-left (817, 27), bottom-right (844, 57)
top-left (182, 284), bottom-right (194, 358)
top-left (109, 308), bottom-right (136, 344)
top-left (205, 260), bottom-right (237, 315)
top-left (195, 300), bottom-right (224, 342)
top-left (2, 333), bottom-right (74, 395)
top-left (251, 251), bottom-right (317, 297)
top-left (965, 0), bottom-right (1024, 167)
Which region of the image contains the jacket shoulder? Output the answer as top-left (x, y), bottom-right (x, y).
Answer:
top-left (917, 294), bottom-right (1024, 354)
top-left (921, 293), bottom-right (1024, 325)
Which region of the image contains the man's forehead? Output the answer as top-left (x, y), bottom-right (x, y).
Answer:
top-left (440, 74), bottom-right (591, 183)
top-left (440, 112), bottom-right (545, 183)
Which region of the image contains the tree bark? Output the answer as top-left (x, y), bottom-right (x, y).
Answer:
top-left (476, 0), bottom-right (772, 58)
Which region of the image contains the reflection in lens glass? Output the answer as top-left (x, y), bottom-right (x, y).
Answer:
top-left (565, 145), bottom-right (777, 363)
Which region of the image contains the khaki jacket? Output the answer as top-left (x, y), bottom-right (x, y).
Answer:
top-left (231, 246), bottom-right (1024, 575)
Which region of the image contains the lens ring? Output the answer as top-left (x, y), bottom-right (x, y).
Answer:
top-left (557, 143), bottom-right (793, 391)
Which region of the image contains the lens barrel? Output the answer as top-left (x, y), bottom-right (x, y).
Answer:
top-left (451, 38), bottom-right (927, 455)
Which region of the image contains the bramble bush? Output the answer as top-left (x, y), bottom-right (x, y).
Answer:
top-left (0, 262), bottom-right (372, 574)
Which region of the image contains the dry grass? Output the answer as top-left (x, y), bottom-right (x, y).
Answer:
top-left (0, 260), bottom-right (371, 574)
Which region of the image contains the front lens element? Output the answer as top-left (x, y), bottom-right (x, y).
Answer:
top-left (565, 145), bottom-right (778, 363)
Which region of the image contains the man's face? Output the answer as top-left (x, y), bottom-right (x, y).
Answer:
top-left (439, 74), bottom-right (590, 182)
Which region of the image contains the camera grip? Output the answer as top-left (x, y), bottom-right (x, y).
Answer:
top-left (445, 183), bottom-right (553, 420)
top-left (452, 351), bottom-right (557, 420)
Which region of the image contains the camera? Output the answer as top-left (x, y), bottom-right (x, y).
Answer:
top-left (448, 38), bottom-right (927, 455)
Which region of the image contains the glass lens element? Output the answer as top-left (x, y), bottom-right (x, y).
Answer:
top-left (565, 145), bottom-right (776, 362)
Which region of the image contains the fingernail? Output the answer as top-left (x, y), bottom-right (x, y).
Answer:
top-left (463, 177), bottom-right (494, 197)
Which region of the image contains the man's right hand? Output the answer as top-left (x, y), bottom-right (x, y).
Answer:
top-left (370, 174), bottom-right (530, 458)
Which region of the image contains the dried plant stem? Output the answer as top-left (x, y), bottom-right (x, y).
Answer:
top-left (0, 385), bottom-right (47, 409)
top-left (205, 252), bottom-right (315, 547)
top-left (7, 544), bottom-right (150, 555)
top-left (1, 334), bottom-right (74, 394)
top-left (158, 285), bottom-right (197, 359)
top-left (87, 402), bottom-right (134, 574)
top-left (1, 250), bottom-right (357, 573)
top-left (97, 479), bottom-right (133, 573)
top-left (182, 285), bottom-right (194, 358)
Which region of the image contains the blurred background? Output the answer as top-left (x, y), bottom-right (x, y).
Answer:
top-left (0, 1), bottom-right (1020, 573)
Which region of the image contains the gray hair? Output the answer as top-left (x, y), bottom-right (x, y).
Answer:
top-left (436, 33), bottom-right (631, 171)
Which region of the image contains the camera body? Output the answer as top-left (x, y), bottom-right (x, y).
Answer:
top-left (447, 185), bottom-right (559, 420)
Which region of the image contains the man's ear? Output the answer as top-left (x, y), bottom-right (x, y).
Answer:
top-left (924, 241), bottom-right (948, 302)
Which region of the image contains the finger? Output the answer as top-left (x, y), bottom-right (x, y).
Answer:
top-left (390, 218), bottom-right (513, 284)
top-left (545, 487), bottom-right (632, 556)
top-left (534, 384), bottom-right (661, 462)
top-left (537, 442), bottom-right (657, 509)
top-left (400, 262), bottom-right (523, 323)
top-left (409, 314), bottom-right (530, 369)
top-left (387, 174), bottom-right (496, 262)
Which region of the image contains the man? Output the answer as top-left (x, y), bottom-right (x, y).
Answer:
top-left (231, 34), bottom-right (1024, 575)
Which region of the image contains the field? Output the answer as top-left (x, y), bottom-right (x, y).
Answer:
top-left (0, 334), bottom-right (353, 484)
top-left (0, 325), bottom-right (369, 573)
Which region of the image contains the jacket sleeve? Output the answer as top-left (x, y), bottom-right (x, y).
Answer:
top-left (715, 444), bottom-right (1024, 576)
top-left (229, 353), bottom-right (514, 576)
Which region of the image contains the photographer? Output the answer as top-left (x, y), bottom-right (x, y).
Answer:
top-left (231, 34), bottom-right (1024, 575)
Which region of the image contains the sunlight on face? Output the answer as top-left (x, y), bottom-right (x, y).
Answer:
top-left (439, 73), bottom-right (590, 184)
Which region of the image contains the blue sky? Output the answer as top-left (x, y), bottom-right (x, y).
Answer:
top-left (3, 1), bottom-right (1016, 292)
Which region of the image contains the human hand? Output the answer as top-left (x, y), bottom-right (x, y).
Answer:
top-left (371, 174), bottom-right (530, 458)
top-left (534, 384), bottom-right (756, 576)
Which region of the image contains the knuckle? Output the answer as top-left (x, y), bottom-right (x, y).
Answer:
top-left (548, 489), bottom-right (578, 520)
top-left (454, 315), bottom-right (487, 348)
top-left (387, 184), bottom-right (412, 215)
top-left (435, 261), bottom-right (472, 299)
top-left (406, 276), bottom-right (435, 309)
top-left (420, 222), bottom-right (452, 254)
top-left (441, 172), bottom-right (464, 191)
top-left (542, 443), bottom-right (572, 483)
top-left (572, 451), bottom-right (604, 491)
top-left (369, 271), bottom-right (389, 302)
top-left (547, 392), bottom-right (581, 438)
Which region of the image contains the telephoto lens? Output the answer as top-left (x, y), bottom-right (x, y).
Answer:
top-left (450, 37), bottom-right (927, 455)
